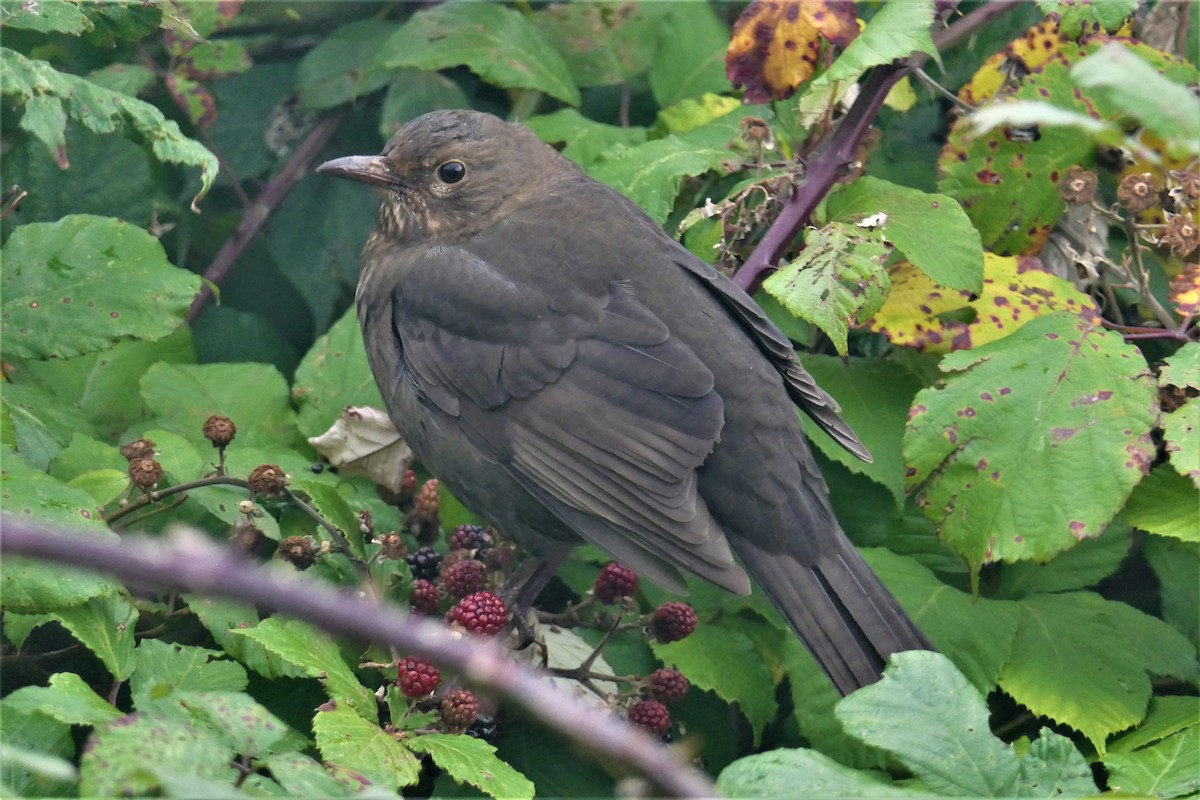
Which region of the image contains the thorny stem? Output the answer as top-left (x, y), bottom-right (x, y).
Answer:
top-left (104, 475), bottom-right (252, 525)
top-left (734, 0), bottom-right (1021, 294)
top-left (284, 487), bottom-right (369, 575)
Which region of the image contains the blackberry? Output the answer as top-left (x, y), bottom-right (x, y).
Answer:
top-left (409, 579), bottom-right (441, 615)
top-left (448, 591), bottom-right (507, 636)
top-left (440, 689), bottom-right (480, 733)
top-left (628, 699), bottom-right (671, 737)
top-left (396, 656), bottom-right (440, 698)
top-left (593, 562), bottom-right (638, 604)
top-left (449, 524), bottom-right (494, 553)
top-left (442, 558), bottom-right (487, 599)
top-left (648, 668), bottom-right (689, 704)
top-left (406, 546), bottom-right (443, 581)
top-left (650, 602), bottom-right (697, 643)
top-left (466, 714), bottom-right (499, 744)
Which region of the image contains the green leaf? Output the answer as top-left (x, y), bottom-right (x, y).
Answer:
top-left (67, 469), bottom-right (129, 506)
top-left (799, 0), bottom-right (938, 126)
top-left (533, 2), bottom-right (664, 88)
top-left (826, 176), bottom-right (984, 292)
top-left (160, 691), bottom-right (291, 759)
top-left (1071, 43), bottom-right (1200, 157)
top-left (0, 47), bottom-right (218, 207)
top-left (1108, 696), bottom-right (1200, 754)
top-left (379, 69), bottom-right (470, 138)
top-left (1, 454), bottom-right (119, 613)
top-left (311, 704), bottom-right (421, 790)
top-left (291, 478), bottom-right (367, 560)
top-left (140, 362), bottom-right (298, 448)
top-left (379, 3), bottom-right (580, 106)
top-left (80, 711), bottom-right (237, 797)
top-left (406, 733), bottom-right (535, 800)
top-left (904, 313), bottom-right (1157, 570)
top-left (2, 0), bottom-right (91, 33)
top-left (48, 433), bottom-right (126, 483)
top-left (1103, 726), bottom-right (1200, 798)
top-left (296, 18), bottom-right (398, 110)
top-left (1, 381), bottom-right (97, 470)
top-left (996, 521), bottom-right (1132, 597)
top-left (1143, 535), bottom-right (1199, 644)
top-left (1, 672), bottom-right (122, 727)
top-left (293, 306), bottom-right (384, 440)
top-left (649, 3), bottom-right (730, 107)
top-left (1163, 398), bottom-right (1199, 488)
top-left (998, 592), bottom-right (1151, 753)
top-left (130, 640), bottom-right (248, 709)
top-left (1036, 0), bottom-right (1137, 31)
top-left (837, 651), bottom-right (1096, 796)
top-left (182, 595), bottom-right (305, 680)
top-left (0, 215), bottom-right (201, 359)
top-left (263, 751), bottom-right (381, 798)
top-left (0, 709), bottom-right (77, 798)
top-left (590, 107), bottom-right (759, 223)
top-left (232, 618), bottom-right (376, 718)
top-left (1123, 466), bottom-right (1200, 542)
top-left (717, 748), bottom-right (916, 798)
top-left (525, 108), bottom-right (648, 169)
top-left (1159, 342), bottom-right (1200, 390)
top-left (1097, 593), bottom-right (1198, 682)
top-left (763, 222), bottom-right (891, 356)
top-left (650, 620), bottom-right (776, 743)
top-left (863, 549), bottom-right (1021, 693)
top-left (52, 594), bottom-right (138, 681)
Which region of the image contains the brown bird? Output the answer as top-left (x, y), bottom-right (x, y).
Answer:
top-left (319, 109), bottom-right (930, 694)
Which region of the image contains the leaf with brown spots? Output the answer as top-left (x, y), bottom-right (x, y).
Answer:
top-left (726, 0), bottom-right (858, 103)
top-left (1163, 398), bottom-right (1200, 489)
top-left (867, 253), bottom-right (1099, 354)
top-left (903, 312), bottom-right (1157, 573)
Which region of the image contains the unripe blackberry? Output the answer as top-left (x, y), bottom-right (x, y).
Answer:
top-left (593, 562), bottom-right (638, 604)
top-left (440, 689), bottom-right (480, 733)
top-left (415, 479), bottom-right (439, 523)
top-left (409, 579), bottom-right (441, 615)
top-left (399, 469), bottom-right (419, 502)
top-left (448, 591), bottom-right (507, 636)
top-left (648, 668), bottom-right (690, 704)
top-left (248, 464), bottom-right (288, 496)
top-left (396, 656), bottom-right (440, 698)
top-left (119, 437), bottom-right (156, 461)
top-left (406, 546), bottom-right (443, 581)
top-left (278, 536), bottom-right (315, 570)
top-left (628, 699), bottom-right (671, 737)
top-left (202, 414), bottom-right (237, 448)
top-left (442, 558), bottom-right (487, 599)
top-left (651, 602), bottom-right (697, 643)
top-left (449, 524), bottom-right (494, 553)
top-left (128, 457), bottom-right (163, 489)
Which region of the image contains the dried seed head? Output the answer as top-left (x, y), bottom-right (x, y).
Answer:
top-left (202, 415), bottom-right (237, 448)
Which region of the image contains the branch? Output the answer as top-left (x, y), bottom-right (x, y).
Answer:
top-left (0, 516), bottom-right (716, 798)
top-left (733, 0), bottom-right (1020, 294)
top-left (186, 112), bottom-right (346, 323)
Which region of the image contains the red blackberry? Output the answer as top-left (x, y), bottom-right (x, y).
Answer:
top-left (440, 689), bottom-right (480, 733)
top-left (396, 656), bottom-right (440, 698)
top-left (648, 668), bottom-right (689, 704)
top-left (449, 591), bottom-right (507, 636)
top-left (409, 579), bottom-right (441, 615)
top-left (449, 524), bottom-right (494, 553)
top-left (415, 478), bottom-right (440, 523)
top-left (399, 469), bottom-right (419, 503)
top-left (593, 562), bottom-right (638, 604)
top-left (651, 602), bottom-right (697, 643)
top-left (406, 546), bottom-right (443, 581)
top-left (628, 699), bottom-right (671, 737)
top-left (442, 558), bottom-right (487, 599)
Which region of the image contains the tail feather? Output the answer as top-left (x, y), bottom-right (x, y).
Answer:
top-left (736, 535), bottom-right (932, 695)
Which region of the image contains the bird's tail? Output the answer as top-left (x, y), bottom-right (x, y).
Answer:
top-left (736, 533), bottom-right (933, 695)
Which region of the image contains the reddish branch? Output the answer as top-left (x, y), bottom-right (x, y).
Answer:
top-left (0, 516), bottom-right (716, 798)
top-left (734, 0), bottom-right (1020, 294)
top-left (186, 112), bottom-right (346, 323)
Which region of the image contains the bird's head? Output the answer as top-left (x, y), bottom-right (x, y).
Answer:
top-left (318, 109), bottom-right (576, 243)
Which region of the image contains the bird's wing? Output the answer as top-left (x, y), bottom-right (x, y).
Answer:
top-left (671, 250), bottom-right (872, 462)
top-left (389, 246), bottom-right (747, 593)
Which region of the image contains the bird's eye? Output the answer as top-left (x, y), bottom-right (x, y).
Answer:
top-left (436, 160), bottom-right (466, 184)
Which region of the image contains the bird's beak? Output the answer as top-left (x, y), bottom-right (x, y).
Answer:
top-left (317, 155), bottom-right (394, 189)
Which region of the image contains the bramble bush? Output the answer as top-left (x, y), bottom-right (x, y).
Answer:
top-left (1, 1), bottom-right (1197, 797)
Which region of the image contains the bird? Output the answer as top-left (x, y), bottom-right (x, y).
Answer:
top-left (318, 109), bottom-right (931, 694)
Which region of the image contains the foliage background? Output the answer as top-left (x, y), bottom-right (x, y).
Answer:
top-left (0, 0), bottom-right (1197, 797)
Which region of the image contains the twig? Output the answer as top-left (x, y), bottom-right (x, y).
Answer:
top-left (0, 517), bottom-right (717, 798)
top-left (105, 475), bottom-right (252, 525)
top-left (186, 112), bottom-right (346, 323)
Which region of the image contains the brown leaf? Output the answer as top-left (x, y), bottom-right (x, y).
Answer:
top-left (308, 406), bottom-right (414, 494)
top-left (1168, 262), bottom-right (1200, 316)
top-left (726, 0), bottom-right (858, 103)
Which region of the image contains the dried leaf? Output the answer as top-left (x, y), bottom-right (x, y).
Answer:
top-left (307, 406), bottom-right (412, 493)
top-left (726, 0), bottom-right (858, 103)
